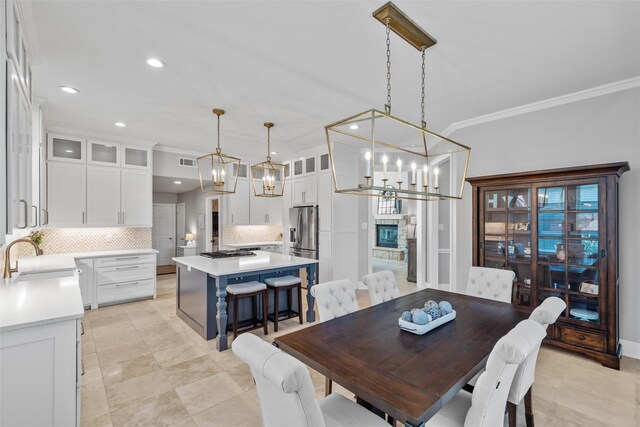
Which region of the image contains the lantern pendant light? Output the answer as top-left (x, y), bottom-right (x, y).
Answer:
top-left (251, 122), bottom-right (286, 197)
top-left (325, 1), bottom-right (471, 201)
top-left (197, 109), bottom-right (241, 195)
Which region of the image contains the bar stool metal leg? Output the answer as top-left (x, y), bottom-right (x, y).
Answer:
top-left (297, 283), bottom-right (303, 324)
top-left (262, 289), bottom-right (268, 335)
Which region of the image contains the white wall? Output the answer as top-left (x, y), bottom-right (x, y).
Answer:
top-left (452, 87), bottom-right (640, 345)
top-left (153, 150), bottom-right (201, 180)
top-left (153, 192), bottom-right (178, 204)
top-left (177, 188), bottom-right (206, 254)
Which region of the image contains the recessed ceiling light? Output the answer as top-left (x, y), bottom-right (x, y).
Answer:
top-left (65, 149), bottom-right (74, 153)
top-left (146, 58), bottom-right (166, 68)
top-left (59, 86), bottom-right (79, 94)
top-left (114, 122), bottom-right (126, 127)
top-left (174, 181), bottom-right (182, 185)
top-left (349, 124), bottom-right (359, 130)
top-left (270, 151), bottom-right (277, 155)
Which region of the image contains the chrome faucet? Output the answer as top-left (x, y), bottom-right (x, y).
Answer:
top-left (3, 238), bottom-right (44, 279)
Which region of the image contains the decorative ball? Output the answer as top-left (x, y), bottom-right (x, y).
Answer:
top-left (410, 308), bottom-right (421, 315)
top-left (424, 300), bottom-right (439, 311)
top-left (401, 311), bottom-right (413, 322)
top-left (438, 301), bottom-right (453, 315)
top-left (412, 310), bottom-right (432, 325)
top-left (425, 307), bottom-right (442, 320)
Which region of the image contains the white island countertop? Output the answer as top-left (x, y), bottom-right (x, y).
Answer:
top-left (173, 250), bottom-right (316, 277)
top-left (224, 241), bottom-right (283, 248)
top-left (1, 272), bottom-right (84, 332)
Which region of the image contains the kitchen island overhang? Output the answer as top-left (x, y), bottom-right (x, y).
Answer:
top-left (173, 251), bottom-right (318, 351)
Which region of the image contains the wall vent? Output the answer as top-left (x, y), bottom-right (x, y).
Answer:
top-left (179, 157), bottom-right (196, 167)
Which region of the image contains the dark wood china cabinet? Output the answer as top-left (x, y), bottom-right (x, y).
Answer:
top-left (467, 162), bottom-right (629, 369)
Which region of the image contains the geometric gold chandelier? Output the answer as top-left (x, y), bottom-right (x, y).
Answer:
top-left (325, 2), bottom-right (471, 201)
top-left (197, 108), bottom-right (241, 195)
top-left (251, 122), bottom-right (286, 197)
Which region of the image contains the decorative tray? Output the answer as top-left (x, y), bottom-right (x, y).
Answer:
top-left (398, 310), bottom-right (456, 335)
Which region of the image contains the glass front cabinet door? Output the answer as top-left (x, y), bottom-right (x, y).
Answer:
top-left (47, 134), bottom-right (86, 163)
top-left (468, 163), bottom-right (628, 370)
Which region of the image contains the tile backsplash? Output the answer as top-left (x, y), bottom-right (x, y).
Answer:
top-left (4, 228), bottom-right (152, 261)
top-left (223, 225), bottom-right (283, 244)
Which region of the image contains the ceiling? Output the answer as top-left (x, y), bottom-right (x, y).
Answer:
top-left (152, 176), bottom-right (201, 194)
top-left (30, 1), bottom-right (640, 160)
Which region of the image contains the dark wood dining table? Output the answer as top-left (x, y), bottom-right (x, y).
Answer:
top-left (274, 288), bottom-right (530, 427)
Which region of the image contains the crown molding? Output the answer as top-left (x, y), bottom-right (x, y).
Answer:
top-left (440, 76), bottom-right (640, 137)
top-left (153, 145), bottom-right (206, 157)
top-left (46, 126), bottom-right (158, 148)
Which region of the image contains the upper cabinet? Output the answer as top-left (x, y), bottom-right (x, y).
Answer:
top-left (88, 140), bottom-right (120, 166)
top-left (48, 134), bottom-right (86, 163)
top-left (293, 155), bottom-right (317, 177)
top-left (122, 145), bottom-right (151, 170)
top-left (6, 0), bottom-right (32, 104)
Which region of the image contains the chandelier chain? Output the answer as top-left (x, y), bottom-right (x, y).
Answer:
top-left (267, 127), bottom-right (271, 156)
top-left (421, 48), bottom-right (426, 128)
top-left (216, 113), bottom-right (221, 151)
top-left (385, 19), bottom-right (391, 114)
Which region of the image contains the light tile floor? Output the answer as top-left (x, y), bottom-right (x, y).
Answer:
top-left (81, 274), bottom-right (640, 427)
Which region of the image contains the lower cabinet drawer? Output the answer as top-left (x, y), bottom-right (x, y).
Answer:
top-left (97, 279), bottom-right (155, 304)
top-left (95, 254), bottom-right (156, 268)
top-left (96, 263), bottom-right (155, 285)
top-left (558, 326), bottom-right (606, 352)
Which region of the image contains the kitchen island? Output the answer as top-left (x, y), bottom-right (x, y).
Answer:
top-left (173, 251), bottom-right (318, 351)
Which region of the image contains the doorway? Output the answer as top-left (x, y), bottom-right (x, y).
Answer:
top-left (152, 203), bottom-right (176, 273)
top-left (205, 196), bottom-right (221, 252)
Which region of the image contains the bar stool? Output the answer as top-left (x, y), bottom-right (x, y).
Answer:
top-left (226, 281), bottom-right (268, 339)
top-left (264, 275), bottom-right (303, 332)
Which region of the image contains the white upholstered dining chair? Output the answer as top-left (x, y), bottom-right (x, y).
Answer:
top-left (426, 319), bottom-right (547, 427)
top-left (466, 266), bottom-right (515, 303)
top-left (232, 333), bottom-right (389, 427)
top-left (506, 296), bottom-right (566, 427)
top-left (310, 279), bottom-right (360, 395)
top-left (362, 270), bottom-right (400, 305)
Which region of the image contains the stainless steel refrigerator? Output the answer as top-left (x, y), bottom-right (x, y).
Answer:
top-left (289, 206), bottom-right (318, 262)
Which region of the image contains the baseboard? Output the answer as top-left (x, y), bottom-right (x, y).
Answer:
top-left (620, 339), bottom-right (640, 360)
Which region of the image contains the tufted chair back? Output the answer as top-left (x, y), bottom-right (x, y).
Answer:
top-left (310, 279), bottom-right (360, 322)
top-left (466, 266), bottom-right (514, 303)
top-left (507, 296), bottom-right (566, 405)
top-left (464, 319), bottom-right (546, 427)
top-left (530, 296), bottom-right (566, 329)
top-left (362, 270), bottom-right (400, 305)
top-left (232, 334), bottom-right (325, 427)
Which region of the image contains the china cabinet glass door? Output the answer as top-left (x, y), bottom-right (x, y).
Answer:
top-left (536, 181), bottom-right (603, 324)
top-left (481, 187), bottom-right (533, 306)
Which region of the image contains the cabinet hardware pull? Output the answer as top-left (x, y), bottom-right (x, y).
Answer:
top-left (116, 282), bottom-right (139, 286)
top-left (31, 205), bottom-right (38, 227)
top-left (600, 249), bottom-right (606, 259)
top-left (82, 211), bottom-right (85, 224)
top-left (116, 256), bottom-right (139, 260)
top-left (42, 208), bottom-right (49, 225)
top-left (18, 199), bottom-right (28, 229)
top-left (122, 211), bottom-right (125, 224)
top-left (81, 322), bottom-right (85, 335)
top-left (81, 361), bottom-right (85, 376)
top-left (115, 266), bottom-right (139, 270)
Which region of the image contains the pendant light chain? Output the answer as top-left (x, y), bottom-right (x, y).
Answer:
top-left (421, 48), bottom-right (426, 128)
top-left (385, 18), bottom-right (392, 114)
top-left (266, 126), bottom-right (271, 161)
top-left (216, 113), bottom-right (221, 153)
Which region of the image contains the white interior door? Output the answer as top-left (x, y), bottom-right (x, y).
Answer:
top-left (153, 203), bottom-right (176, 266)
top-left (176, 202), bottom-right (186, 246)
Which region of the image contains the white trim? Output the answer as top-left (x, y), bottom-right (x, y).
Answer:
top-left (437, 249), bottom-right (451, 254)
top-left (621, 339), bottom-right (640, 360)
top-left (439, 76), bottom-right (640, 137)
top-left (154, 145), bottom-right (206, 157)
top-left (46, 126), bottom-right (157, 148)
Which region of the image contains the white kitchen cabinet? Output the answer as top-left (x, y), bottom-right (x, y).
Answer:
top-left (0, 26), bottom-right (5, 245)
top-left (249, 193), bottom-right (268, 225)
top-left (319, 231), bottom-right (332, 282)
top-left (121, 169), bottom-right (152, 226)
top-left (6, 61), bottom-right (28, 231)
top-left (47, 133), bottom-right (86, 163)
top-left (87, 166), bottom-right (121, 226)
top-left (88, 140), bottom-right (120, 166)
top-left (292, 175), bottom-right (317, 206)
top-left (0, 318), bottom-right (81, 427)
top-left (76, 258), bottom-right (95, 309)
top-left (227, 179), bottom-right (250, 225)
top-left (292, 155), bottom-right (317, 177)
top-left (318, 172), bottom-right (332, 232)
top-left (94, 253), bottom-right (157, 306)
top-left (266, 197), bottom-right (283, 224)
top-left (122, 145), bottom-right (151, 170)
top-left (47, 162), bottom-right (87, 227)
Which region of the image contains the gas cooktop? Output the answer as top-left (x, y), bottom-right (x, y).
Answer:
top-left (200, 250), bottom-right (257, 259)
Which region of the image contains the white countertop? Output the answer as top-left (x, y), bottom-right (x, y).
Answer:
top-left (173, 250), bottom-right (316, 277)
top-left (18, 254), bottom-right (78, 274)
top-left (1, 272), bottom-right (84, 332)
top-left (224, 241), bottom-right (283, 248)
